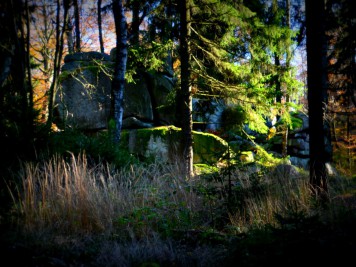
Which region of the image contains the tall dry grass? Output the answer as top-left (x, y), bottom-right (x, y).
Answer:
top-left (12, 153), bottom-right (352, 240)
top-left (227, 165), bottom-right (317, 231)
top-left (15, 153), bottom-right (204, 237)
top-left (8, 153), bottom-right (356, 266)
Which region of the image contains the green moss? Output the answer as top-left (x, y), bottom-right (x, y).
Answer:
top-left (58, 61), bottom-right (113, 83)
top-left (194, 163), bottom-right (219, 175)
top-left (58, 69), bottom-right (75, 83)
top-left (193, 130), bottom-right (229, 164)
top-left (120, 126), bottom-right (230, 164)
top-left (137, 125), bottom-right (180, 137)
top-left (254, 145), bottom-right (282, 167)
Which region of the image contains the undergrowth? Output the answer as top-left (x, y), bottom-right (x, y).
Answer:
top-left (1, 150), bottom-right (355, 266)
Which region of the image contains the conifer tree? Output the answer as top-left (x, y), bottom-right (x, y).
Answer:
top-left (178, 0), bottom-right (194, 178)
top-left (268, 0), bottom-right (296, 157)
top-left (186, 0), bottom-right (302, 138)
top-left (325, 0), bottom-right (355, 174)
top-left (306, 0), bottom-right (329, 198)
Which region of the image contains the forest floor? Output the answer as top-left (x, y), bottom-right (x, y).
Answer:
top-left (1, 194), bottom-right (356, 267)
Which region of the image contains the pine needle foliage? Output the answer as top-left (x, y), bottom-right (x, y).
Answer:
top-left (184, 0), bottom-right (303, 134)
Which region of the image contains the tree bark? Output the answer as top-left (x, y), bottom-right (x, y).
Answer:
top-left (25, 0), bottom-right (34, 136)
top-left (97, 0), bottom-right (104, 53)
top-left (305, 0), bottom-right (329, 199)
top-left (179, 0), bottom-right (193, 178)
top-left (66, 20), bottom-right (74, 54)
top-left (73, 0), bottom-right (81, 52)
top-left (131, 0), bottom-right (140, 45)
top-left (1, 0), bottom-right (34, 151)
top-left (46, 0), bottom-right (69, 130)
top-left (281, 0), bottom-right (291, 158)
top-left (273, 0), bottom-right (288, 158)
top-left (111, 0), bottom-right (128, 144)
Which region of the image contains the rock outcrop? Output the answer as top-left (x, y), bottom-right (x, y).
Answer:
top-left (55, 51), bottom-right (175, 130)
top-left (55, 52), bottom-right (112, 130)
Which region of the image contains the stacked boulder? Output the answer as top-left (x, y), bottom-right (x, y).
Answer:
top-left (55, 51), bottom-right (175, 130)
top-left (55, 52), bottom-right (112, 130)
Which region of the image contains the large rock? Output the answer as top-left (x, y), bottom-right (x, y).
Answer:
top-left (123, 72), bottom-right (175, 126)
top-left (55, 52), bottom-right (112, 130)
top-left (124, 72), bottom-right (154, 123)
top-left (55, 51), bottom-right (175, 130)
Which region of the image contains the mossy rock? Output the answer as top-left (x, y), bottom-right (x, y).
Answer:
top-left (239, 151), bottom-right (255, 163)
top-left (193, 130), bottom-right (230, 164)
top-left (120, 126), bottom-right (229, 164)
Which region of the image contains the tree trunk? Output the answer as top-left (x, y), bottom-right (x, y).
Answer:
top-left (179, 0), bottom-right (193, 178)
top-left (66, 20), bottom-right (74, 54)
top-left (25, 0), bottom-right (34, 137)
top-left (111, 0), bottom-right (128, 144)
top-left (97, 0), bottom-right (104, 53)
top-left (73, 0), bottom-right (81, 52)
top-left (305, 0), bottom-right (329, 199)
top-left (1, 0), bottom-right (34, 152)
top-left (273, 0), bottom-right (288, 158)
top-left (11, 0), bottom-right (27, 130)
top-left (131, 0), bottom-right (140, 45)
top-left (281, 0), bottom-right (291, 158)
top-left (37, 0), bottom-right (53, 122)
top-left (46, 0), bottom-right (69, 130)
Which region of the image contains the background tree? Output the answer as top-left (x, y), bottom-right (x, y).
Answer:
top-left (184, 0), bottom-right (302, 138)
top-left (123, 0), bottom-right (174, 126)
top-left (73, 0), bottom-right (81, 52)
top-left (0, 0), bottom-right (35, 158)
top-left (66, 20), bottom-right (75, 53)
top-left (271, 0), bottom-right (289, 157)
top-left (97, 0), bottom-right (105, 53)
top-left (325, 0), bottom-right (356, 175)
top-left (30, 1), bottom-right (60, 123)
top-left (46, 0), bottom-right (70, 130)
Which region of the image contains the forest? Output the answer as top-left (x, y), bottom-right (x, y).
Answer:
top-left (0, 0), bottom-right (355, 266)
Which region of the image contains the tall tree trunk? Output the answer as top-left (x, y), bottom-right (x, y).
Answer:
top-left (14, 0), bottom-right (27, 131)
top-left (164, 0), bottom-right (174, 76)
top-left (38, 0), bottom-right (53, 122)
top-left (66, 20), bottom-right (74, 54)
top-left (131, 0), bottom-right (140, 45)
top-left (179, 0), bottom-right (193, 178)
top-left (111, 0), bottom-right (128, 144)
top-left (281, 0), bottom-right (292, 158)
top-left (305, 0), bottom-right (328, 199)
top-left (46, 0), bottom-right (69, 130)
top-left (11, 0), bottom-right (28, 137)
top-left (272, 0), bottom-right (287, 157)
top-left (274, 54), bottom-right (282, 104)
top-left (73, 0), bottom-right (81, 52)
top-left (25, 0), bottom-right (34, 137)
top-left (2, 0), bottom-right (34, 153)
top-left (97, 0), bottom-right (104, 53)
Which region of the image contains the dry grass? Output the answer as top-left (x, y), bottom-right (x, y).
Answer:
top-left (224, 165), bottom-right (312, 231)
top-left (15, 153), bottom-right (204, 237)
top-left (14, 153), bottom-right (352, 236)
top-left (7, 153), bottom-right (355, 266)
